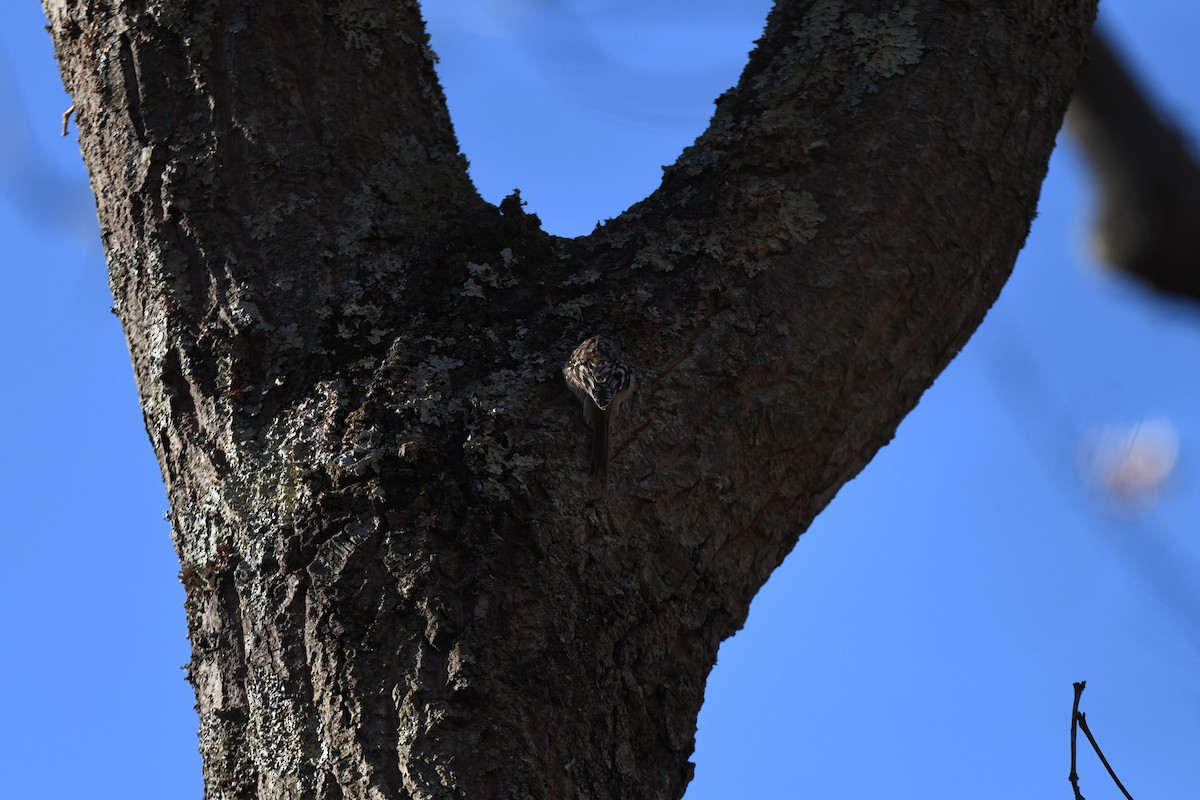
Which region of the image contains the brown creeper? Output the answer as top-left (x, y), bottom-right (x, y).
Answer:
top-left (563, 336), bottom-right (635, 482)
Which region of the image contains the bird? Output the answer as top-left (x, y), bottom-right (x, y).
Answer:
top-left (563, 336), bottom-right (635, 484)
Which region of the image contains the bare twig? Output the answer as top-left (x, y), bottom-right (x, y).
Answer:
top-left (1070, 681), bottom-right (1136, 800)
top-left (1070, 681), bottom-right (1086, 800)
top-left (1077, 711), bottom-right (1136, 800)
top-left (61, 104), bottom-right (74, 136)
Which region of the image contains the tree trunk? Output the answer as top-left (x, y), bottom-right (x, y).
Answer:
top-left (43, 1), bottom-right (1094, 797)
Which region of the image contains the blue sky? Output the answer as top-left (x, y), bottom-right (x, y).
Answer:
top-left (2, 2), bottom-right (1199, 797)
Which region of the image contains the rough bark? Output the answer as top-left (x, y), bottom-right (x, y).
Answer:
top-left (1066, 27), bottom-right (1200, 304)
top-left (43, 1), bottom-right (1094, 798)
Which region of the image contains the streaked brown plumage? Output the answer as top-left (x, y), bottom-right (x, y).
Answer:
top-left (563, 336), bottom-right (635, 483)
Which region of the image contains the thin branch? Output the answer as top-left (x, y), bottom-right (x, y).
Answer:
top-left (1070, 681), bottom-right (1086, 800)
top-left (1070, 681), bottom-right (1136, 800)
top-left (1076, 711), bottom-right (1136, 800)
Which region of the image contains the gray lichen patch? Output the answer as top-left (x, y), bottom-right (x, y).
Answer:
top-left (738, 0), bottom-right (927, 113)
top-left (247, 195), bottom-right (317, 241)
top-left (328, 0), bottom-right (392, 66)
top-left (845, 6), bottom-right (925, 79)
top-left (460, 257), bottom-right (521, 298)
top-left (462, 375), bottom-right (547, 498)
top-left (624, 185), bottom-right (824, 281)
top-left (197, 708), bottom-right (257, 795)
top-left (245, 668), bottom-right (317, 778)
top-left (167, 313), bottom-right (560, 546)
top-left (727, 186), bottom-right (825, 275)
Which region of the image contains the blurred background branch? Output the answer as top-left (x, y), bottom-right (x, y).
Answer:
top-left (1066, 26), bottom-right (1200, 304)
top-left (0, 47), bottom-right (96, 248)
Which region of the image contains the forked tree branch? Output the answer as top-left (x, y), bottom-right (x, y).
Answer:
top-left (43, 1), bottom-right (1096, 797)
top-left (1070, 681), bottom-right (1136, 800)
top-left (1067, 27), bottom-right (1200, 303)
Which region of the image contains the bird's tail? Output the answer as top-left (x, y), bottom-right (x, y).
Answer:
top-left (590, 407), bottom-right (611, 485)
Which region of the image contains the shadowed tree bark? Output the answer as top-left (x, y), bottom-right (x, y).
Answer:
top-left (43, 1), bottom-right (1094, 798)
